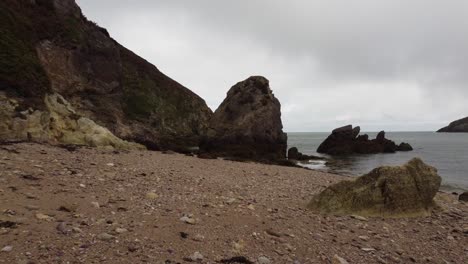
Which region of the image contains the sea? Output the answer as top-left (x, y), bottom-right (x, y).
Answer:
top-left (287, 132), bottom-right (468, 192)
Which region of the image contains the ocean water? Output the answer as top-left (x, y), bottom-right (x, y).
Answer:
top-left (287, 132), bottom-right (468, 192)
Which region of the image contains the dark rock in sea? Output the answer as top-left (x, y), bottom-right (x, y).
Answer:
top-left (317, 125), bottom-right (413, 155)
top-left (397, 142), bottom-right (414, 151)
top-left (459, 192), bottom-right (468, 202)
top-left (287, 147), bottom-right (324, 161)
top-left (308, 158), bottom-right (441, 217)
top-left (438, 117), bottom-right (468, 133)
top-left (199, 76), bottom-right (287, 161)
top-left (0, 0), bottom-right (212, 150)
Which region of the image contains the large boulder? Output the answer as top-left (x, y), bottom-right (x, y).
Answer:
top-left (308, 158), bottom-right (441, 217)
top-left (0, 0), bottom-right (212, 151)
top-left (438, 117), bottom-right (468, 133)
top-left (200, 76), bottom-right (287, 161)
top-left (317, 125), bottom-right (412, 155)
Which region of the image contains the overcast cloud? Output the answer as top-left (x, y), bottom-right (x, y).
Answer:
top-left (77, 0), bottom-right (468, 131)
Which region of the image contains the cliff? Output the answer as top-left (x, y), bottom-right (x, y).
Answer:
top-left (0, 0), bottom-right (212, 150)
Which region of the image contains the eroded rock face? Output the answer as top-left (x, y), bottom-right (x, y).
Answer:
top-left (317, 125), bottom-right (413, 155)
top-left (0, 0), bottom-right (212, 150)
top-left (200, 76), bottom-right (287, 161)
top-left (0, 92), bottom-right (144, 150)
top-left (438, 117), bottom-right (468, 133)
top-left (308, 158), bottom-right (441, 217)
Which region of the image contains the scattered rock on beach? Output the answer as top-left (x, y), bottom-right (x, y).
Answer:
top-left (308, 158), bottom-right (441, 217)
top-left (459, 192), bottom-right (468, 202)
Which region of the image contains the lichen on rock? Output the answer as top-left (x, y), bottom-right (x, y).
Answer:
top-left (0, 92), bottom-right (144, 150)
top-left (308, 158), bottom-right (442, 217)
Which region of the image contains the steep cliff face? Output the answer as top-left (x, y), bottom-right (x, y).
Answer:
top-left (437, 117), bottom-right (468, 133)
top-left (0, 0), bottom-right (212, 150)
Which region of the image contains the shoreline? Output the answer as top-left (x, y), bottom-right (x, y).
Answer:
top-left (0, 143), bottom-right (467, 263)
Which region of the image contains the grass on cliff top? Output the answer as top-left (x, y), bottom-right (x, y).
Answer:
top-left (0, 2), bottom-right (50, 97)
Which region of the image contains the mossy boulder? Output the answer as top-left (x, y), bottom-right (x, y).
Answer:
top-left (308, 158), bottom-right (441, 217)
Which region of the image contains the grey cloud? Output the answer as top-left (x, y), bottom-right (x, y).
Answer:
top-left (76, 0), bottom-right (468, 131)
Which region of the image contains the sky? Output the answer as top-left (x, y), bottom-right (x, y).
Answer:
top-left (76, 0), bottom-right (468, 132)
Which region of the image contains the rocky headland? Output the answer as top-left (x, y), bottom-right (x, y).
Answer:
top-left (317, 125), bottom-right (413, 155)
top-left (438, 117), bottom-right (468, 133)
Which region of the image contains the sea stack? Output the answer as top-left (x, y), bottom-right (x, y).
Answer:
top-left (437, 117), bottom-right (468, 133)
top-left (317, 125), bottom-right (413, 155)
top-left (199, 76), bottom-right (287, 161)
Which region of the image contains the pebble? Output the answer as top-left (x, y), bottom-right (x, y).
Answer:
top-left (192, 234), bottom-right (205, 242)
top-left (258, 256), bottom-right (271, 264)
top-left (351, 215), bottom-right (368, 221)
top-left (332, 255), bottom-right (349, 264)
top-left (361, 247), bottom-right (376, 252)
top-left (189, 251), bottom-right (204, 261)
top-left (1, 246), bottom-right (13, 252)
top-left (358, 235), bottom-right (370, 241)
top-left (35, 213), bottom-right (54, 221)
top-left (97, 233), bottom-right (114, 241)
top-left (56, 222), bottom-right (69, 234)
top-left (106, 163), bottom-right (115, 167)
top-left (180, 216), bottom-right (196, 225)
top-left (115, 228), bottom-right (128, 234)
top-left (145, 192), bottom-right (159, 200)
top-left (91, 202), bottom-right (100, 208)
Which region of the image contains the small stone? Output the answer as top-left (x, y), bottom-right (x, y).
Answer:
top-left (226, 198), bottom-right (236, 205)
top-left (1, 246), bottom-right (13, 252)
top-left (115, 228), bottom-right (128, 234)
top-left (97, 233), bottom-right (114, 241)
top-left (56, 222), bottom-right (70, 234)
top-left (145, 192), bottom-right (159, 200)
top-left (189, 251), bottom-right (204, 261)
top-left (180, 216), bottom-right (196, 225)
top-left (91, 202), bottom-right (100, 208)
top-left (358, 235), bottom-right (370, 241)
top-left (35, 213), bottom-right (53, 221)
top-left (72, 227), bottom-right (82, 233)
top-left (106, 163), bottom-right (115, 167)
top-left (361, 247), bottom-right (376, 252)
top-left (351, 215), bottom-right (368, 221)
top-left (58, 204), bottom-right (78, 212)
top-left (192, 234), bottom-right (205, 242)
top-left (332, 255), bottom-right (349, 264)
top-left (25, 205), bottom-right (39, 211)
top-left (247, 204), bottom-right (255, 210)
top-left (79, 184), bottom-right (86, 188)
top-left (258, 256), bottom-right (271, 264)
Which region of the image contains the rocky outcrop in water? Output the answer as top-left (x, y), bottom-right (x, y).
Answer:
top-left (0, 0), bottom-right (212, 150)
top-left (308, 158), bottom-right (441, 217)
top-left (200, 76), bottom-right (287, 161)
top-left (437, 117), bottom-right (468, 133)
top-left (317, 125), bottom-right (413, 155)
top-left (287, 147), bottom-right (324, 161)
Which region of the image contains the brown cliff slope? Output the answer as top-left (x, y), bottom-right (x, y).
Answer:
top-left (0, 0), bottom-right (212, 150)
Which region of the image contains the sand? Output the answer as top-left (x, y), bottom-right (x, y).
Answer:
top-left (0, 143), bottom-right (466, 263)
